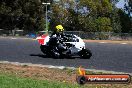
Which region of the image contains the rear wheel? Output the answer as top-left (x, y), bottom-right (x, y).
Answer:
top-left (40, 45), bottom-right (51, 57)
top-left (79, 49), bottom-right (92, 59)
top-left (40, 45), bottom-right (47, 54)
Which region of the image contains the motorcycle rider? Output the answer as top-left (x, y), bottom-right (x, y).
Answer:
top-left (51, 25), bottom-right (64, 38)
top-left (49, 25), bottom-right (67, 51)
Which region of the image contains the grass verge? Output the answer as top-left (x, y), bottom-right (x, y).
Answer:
top-left (0, 74), bottom-right (86, 88)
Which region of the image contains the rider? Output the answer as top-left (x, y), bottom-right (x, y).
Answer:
top-left (50, 24), bottom-right (66, 50)
top-left (51, 24), bottom-right (65, 41)
top-left (56, 25), bottom-right (64, 33)
top-left (51, 24), bottom-right (64, 38)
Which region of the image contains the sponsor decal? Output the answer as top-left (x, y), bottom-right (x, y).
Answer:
top-left (76, 66), bottom-right (131, 84)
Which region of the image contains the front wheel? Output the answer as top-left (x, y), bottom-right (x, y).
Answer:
top-left (79, 49), bottom-right (92, 59)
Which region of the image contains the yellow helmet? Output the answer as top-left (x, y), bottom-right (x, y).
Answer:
top-left (56, 25), bottom-right (64, 32)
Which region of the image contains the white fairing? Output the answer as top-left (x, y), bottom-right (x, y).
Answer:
top-left (64, 35), bottom-right (85, 54)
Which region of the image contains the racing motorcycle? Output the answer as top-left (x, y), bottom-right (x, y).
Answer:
top-left (36, 33), bottom-right (92, 59)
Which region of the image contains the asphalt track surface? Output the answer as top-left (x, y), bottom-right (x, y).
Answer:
top-left (0, 37), bottom-right (132, 73)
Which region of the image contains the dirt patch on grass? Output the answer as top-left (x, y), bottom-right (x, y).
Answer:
top-left (0, 63), bottom-right (131, 88)
top-left (0, 63), bottom-right (77, 83)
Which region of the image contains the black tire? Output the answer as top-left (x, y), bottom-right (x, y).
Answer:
top-left (40, 45), bottom-right (47, 54)
top-left (76, 76), bottom-right (87, 85)
top-left (79, 49), bottom-right (92, 59)
top-left (40, 45), bottom-right (51, 57)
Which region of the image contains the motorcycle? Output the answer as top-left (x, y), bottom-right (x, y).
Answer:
top-left (36, 33), bottom-right (92, 59)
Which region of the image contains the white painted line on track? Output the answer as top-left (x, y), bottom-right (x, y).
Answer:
top-left (32, 39), bottom-right (37, 40)
top-left (0, 61), bottom-right (132, 75)
top-left (121, 43), bottom-right (127, 44)
top-left (99, 42), bottom-right (129, 45)
top-left (99, 42), bottom-right (107, 44)
top-left (11, 38), bottom-right (17, 39)
top-left (10, 37), bottom-right (36, 40)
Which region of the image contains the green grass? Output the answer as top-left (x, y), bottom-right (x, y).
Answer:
top-left (0, 74), bottom-right (86, 88)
